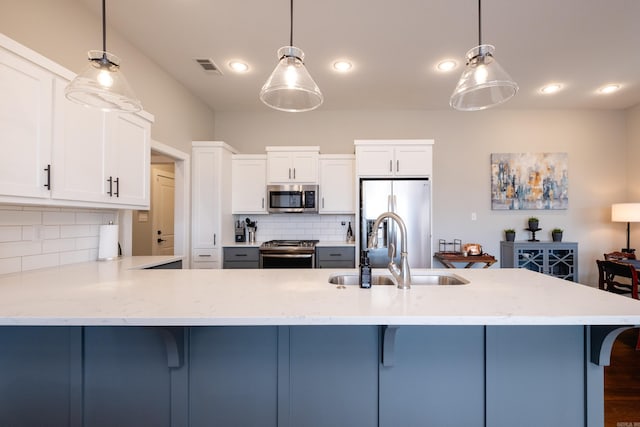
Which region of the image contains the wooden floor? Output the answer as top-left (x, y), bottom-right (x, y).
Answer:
top-left (605, 328), bottom-right (640, 427)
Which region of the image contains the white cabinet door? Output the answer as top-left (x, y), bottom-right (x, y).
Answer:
top-left (0, 46), bottom-right (53, 199)
top-left (104, 113), bottom-right (150, 208)
top-left (319, 157), bottom-right (355, 213)
top-left (394, 145), bottom-right (432, 176)
top-left (355, 145), bottom-right (395, 177)
top-left (290, 152), bottom-right (318, 183)
top-left (192, 147), bottom-right (220, 250)
top-left (232, 157), bottom-right (267, 214)
top-left (51, 78), bottom-right (107, 204)
top-left (356, 141), bottom-right (433, 177)
top-left (266, 151), bottom-right (292, 183)
top-left (267, 150), bottom-right (319, 183)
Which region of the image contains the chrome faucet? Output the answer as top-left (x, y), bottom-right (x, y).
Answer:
top-left (367, 211), bottom-right (411, 289)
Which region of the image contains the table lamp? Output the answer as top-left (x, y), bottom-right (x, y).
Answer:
top-left (611, 203), bottom-right (640, 253)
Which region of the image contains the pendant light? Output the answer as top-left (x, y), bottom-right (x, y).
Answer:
top-left (450, 0), bottom-right (518, 111)
top-left (260, 0), bottom-right (323, 112)
top-left (65, 0), bottom-right (142, 113)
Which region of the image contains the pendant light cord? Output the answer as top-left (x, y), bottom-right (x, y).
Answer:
top-left (477, 0), bottom-right (482, 46)
top-left (289, 0), bottom-right (294, 46)
top-left (102, 0), bottom-right (107, 53)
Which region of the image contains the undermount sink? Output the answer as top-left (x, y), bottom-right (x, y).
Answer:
top-left (328, 273), bottom-right (469, 286)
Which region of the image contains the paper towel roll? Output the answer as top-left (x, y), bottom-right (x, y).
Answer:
top-left (98, 224), bottom-right (119, 260)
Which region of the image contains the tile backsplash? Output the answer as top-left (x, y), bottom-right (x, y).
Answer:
top-left (237, 214), bottom-right (356, 242)
top-left (0, 205), bottom-right (117, 274)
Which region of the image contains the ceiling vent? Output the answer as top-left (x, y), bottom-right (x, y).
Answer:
top-left (194, 58), bottom-right (223, 75)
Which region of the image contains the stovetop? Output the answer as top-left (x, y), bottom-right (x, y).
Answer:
top-left (260, 240), bottom-right (319, 250)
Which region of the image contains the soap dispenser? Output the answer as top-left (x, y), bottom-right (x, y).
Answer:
top-left (359, 250), bottom-right (371, 289)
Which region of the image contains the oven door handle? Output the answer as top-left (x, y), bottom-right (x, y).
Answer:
top-left (260, 253), bottom-right (313, 259)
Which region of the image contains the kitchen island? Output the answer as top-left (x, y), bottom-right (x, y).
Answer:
top-left (0, 263), bottom-right (638, 426)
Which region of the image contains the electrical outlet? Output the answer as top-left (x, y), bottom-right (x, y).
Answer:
top-left (471, 212), bottom-right (477, 221)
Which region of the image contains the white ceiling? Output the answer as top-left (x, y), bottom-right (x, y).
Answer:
top-left (79, 0), bottom-right (640, 112)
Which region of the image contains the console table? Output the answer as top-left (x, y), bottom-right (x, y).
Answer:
top-left (433, 252), bottom-right (497, 269)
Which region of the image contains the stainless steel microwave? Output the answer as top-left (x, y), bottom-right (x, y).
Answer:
top-left (267, 184), bottom-right (318, 213)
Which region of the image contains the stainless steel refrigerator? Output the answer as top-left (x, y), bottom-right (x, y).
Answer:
top-left (360, 178), bottom-right (431, 268)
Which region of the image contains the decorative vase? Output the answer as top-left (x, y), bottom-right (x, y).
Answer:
top-left (505, 231), bottom-right (516, 242)
top-left (552, 231), bottom-right (563, 242)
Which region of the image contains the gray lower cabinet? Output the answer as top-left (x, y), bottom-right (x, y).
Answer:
top-left (379, 326), bottom-right (485, 426)
top-left (500, 241), bottom-right (578, 281)
top-left (0, 324), bottom-right (603, 426)
top-left (316, 246), bottom-right (355, 268)
top-left (223, 247), bottom-right (260, 269)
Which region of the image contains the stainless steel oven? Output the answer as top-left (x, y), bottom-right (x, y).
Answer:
top-left (259, 240), bottom-right (318, 268)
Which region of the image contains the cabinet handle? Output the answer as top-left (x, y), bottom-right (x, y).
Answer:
top-left (389, 160), bottom-right (392, 173)
top-left (288, 168), bottom-right (291, 179)
top-left (329, 253), bottom-right (342, 257)
top-left (293, 168), bottom-right (296, 179)
top-left (43, 164), bottom-right (51, 190)
top-left (322, 197), bottom-right (325, 208)
top-left (213, 234), bottom-right (216, 245)
top-left (198, 254), bottom-right (212, 257)
top-left (107, 176), bottom-right (113, 196)
top-left (114, 177), bottom-right (120, 197)
top-left (262, 197), bottom-right (265, 209)
top-left (396, 160), bottom-right (399, 172)
top-left (235, 254), bottom-right (248, 257)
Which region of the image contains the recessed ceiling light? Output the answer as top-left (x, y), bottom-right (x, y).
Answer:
top-left (436, 60), bottom-right (457, 72)
top-left (333, 61), bottom-right (353, 72)
top-left (540, 84), bottom-right (562, 95)
top-left (598, 84), bottom-right (620, 94)
top-left (229, 61), bottom-right (249, 73)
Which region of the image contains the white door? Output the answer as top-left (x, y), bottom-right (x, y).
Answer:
top-left (151, 168), bottom-right (175, 255)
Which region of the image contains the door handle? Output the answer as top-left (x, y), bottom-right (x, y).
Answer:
top-left (43, 164), bottom-right (51, 190)
top-left (157, 238), bottom-right (166, 243)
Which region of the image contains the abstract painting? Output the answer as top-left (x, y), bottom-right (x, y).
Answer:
top-left (491, 152), bottom-right (568, 210)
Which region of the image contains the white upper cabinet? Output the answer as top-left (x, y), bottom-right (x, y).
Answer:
top-left (319, 155), bottom-right (355, 214)
top-left (104, 113), bottom-right (150, 207)
top-left (266, 146), bottom-right (319, 183)
top-left (232, 155), bottom-right (267, 214)
top-left (0, 34), bottom-right (153, 209)
top-left (51, 77), bottom-right (107, 204)
top-left (0, 44), bottom-right (53, 199)
top-left (355, 140), bottom-right (433, 177)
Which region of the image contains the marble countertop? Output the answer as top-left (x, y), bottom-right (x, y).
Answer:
top-left (0, 262), bottom-right (638, 327)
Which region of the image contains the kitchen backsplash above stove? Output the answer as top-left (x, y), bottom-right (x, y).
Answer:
top-left (236, 214), bottom-right (354, 242)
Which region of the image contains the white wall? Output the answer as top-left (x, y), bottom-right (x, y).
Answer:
top-left (215, 109), bottom-right (630, 285)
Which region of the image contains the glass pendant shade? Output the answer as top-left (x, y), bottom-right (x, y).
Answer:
top-left (65, 50), bottom-right (142, 112)
top-left (260, 46), bottom-right (323, 112)
top-left (450, 44), bottom-right (518, 111)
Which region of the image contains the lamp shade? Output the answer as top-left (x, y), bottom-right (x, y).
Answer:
top-left (65, 50), bottom-right (142, 113)
top-left (260, 46), bottom-right (323, 112)
top-left (611, 203), bottom-right (640, 222)
top-left (450, 44), bottom-right (518, 111)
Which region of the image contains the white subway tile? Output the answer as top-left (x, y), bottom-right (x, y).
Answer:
top-left (0, 241), bottom-right (42, 258)
top-left (60, 250), bottom-right (93, 265)
top-left (76, 212), bottom-right (104, 225)
top-left (0, 227), bottom-right (22, 242)
top-left (76, 236), bottom-right (99, 250)
top-left (0, 258), bottom-right (21, 275)
top-left (0, 210), bottom-right (41, 226)
top-left (43, 226), bottom-right (60, 239)
top-left (60, 225), bottom-right (94, 238)
top-left (43, 238), bottom-right (76, 253)
top-left (22, 253), bottom-right (59, 271)
top-left (43, 211), bottom-right (76, 225)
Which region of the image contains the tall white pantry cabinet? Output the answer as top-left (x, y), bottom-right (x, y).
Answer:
top-left (191, 142), bottom-right (237, 269)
